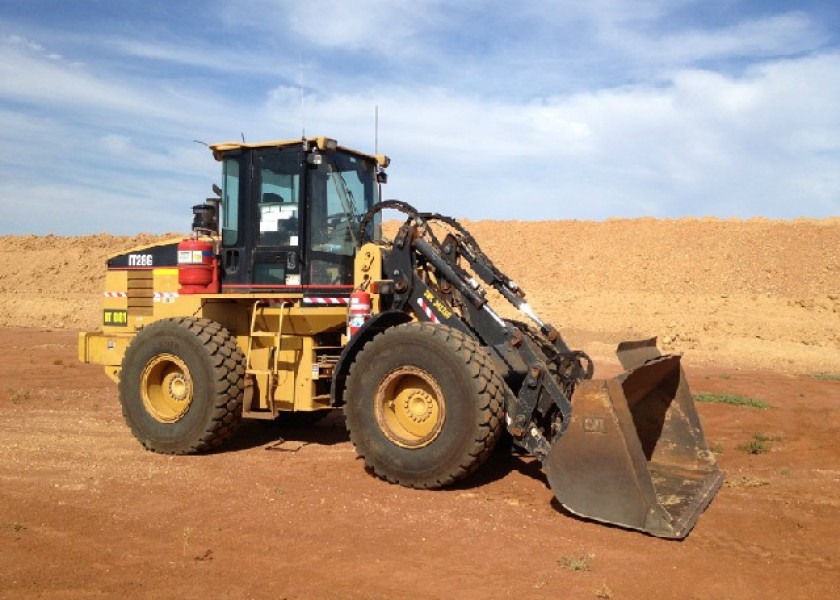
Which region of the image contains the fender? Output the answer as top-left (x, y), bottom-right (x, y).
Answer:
top-left (330, 310), bottom-right (412, 407)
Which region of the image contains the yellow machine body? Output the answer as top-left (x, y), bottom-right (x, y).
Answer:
top-left (79, 239), bottom-right (391, 416)
top-left (79, 136), bottom-right (721, 539)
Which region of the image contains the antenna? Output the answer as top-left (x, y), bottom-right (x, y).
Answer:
top-left (374, 105), bottom-right (379, 154)
top-left (299, 55), bottom-right (306, 139)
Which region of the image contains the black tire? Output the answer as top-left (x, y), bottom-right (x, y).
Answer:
top-left (344, 322), bottom-right (505, 489)
top-left (118, 317), bottom-right (244, 454)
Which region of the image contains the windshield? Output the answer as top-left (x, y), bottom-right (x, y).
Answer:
top-left (328, 150), bottom-right (380, 239)
top-left (310, 151), bottom-right (380, 255)
top-left (307, 150), bottom-right (381, 285)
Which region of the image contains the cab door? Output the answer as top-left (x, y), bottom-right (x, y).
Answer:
top-left (251, 147), bottom-right (304, 288)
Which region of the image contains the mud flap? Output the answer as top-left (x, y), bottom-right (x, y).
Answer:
top-left (543, 339), bottom-right (724, 538)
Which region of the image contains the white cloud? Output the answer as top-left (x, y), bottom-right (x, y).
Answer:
top-left (264, 50), bottom-right (840, 220)
top-left (104, 36), bottom-right (298, 78)
top-left (0, 38), bottom-right (169, 121)
top-left (100, 134), bottom-right (132, 155)
top-left (220, 0), bottom-right (446, 56)
top-left (0, 3), bottom-right (838, 234)
top-left (656, 13), bottom-right (821, 61)
top-left (0, 35), bottom-right (250, 138)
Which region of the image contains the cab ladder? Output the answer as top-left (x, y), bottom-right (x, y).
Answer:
top-left (244, 300), bottom-right (290, 418)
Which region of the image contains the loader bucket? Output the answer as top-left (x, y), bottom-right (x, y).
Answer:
top-left (544, 339), bottom-right (723, 538)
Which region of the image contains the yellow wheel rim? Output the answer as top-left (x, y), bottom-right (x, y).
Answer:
top-left (140, 354), bottom-right (194, 423)
top-left (374, 366), bottom-right (445, 448)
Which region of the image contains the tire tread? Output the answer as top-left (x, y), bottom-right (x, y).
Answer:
top-left (345, 322), bottom-right (505, 489)
top-left (118, 317), bottom-right (244, 454)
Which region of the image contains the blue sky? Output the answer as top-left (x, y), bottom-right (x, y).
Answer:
top-left (1, 1), bottom-right (838, 234)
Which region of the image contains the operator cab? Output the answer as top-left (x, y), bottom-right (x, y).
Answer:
top-left (210, 137), bottom-right (386, 295)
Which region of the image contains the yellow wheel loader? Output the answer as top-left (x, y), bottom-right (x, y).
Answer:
top-left (79, 136), bottom-right (723, 538)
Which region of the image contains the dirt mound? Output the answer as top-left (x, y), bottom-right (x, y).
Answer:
top-left (459, 218), bottom-right (840, 372)
top-left (0, 232), bottom-right (176, 330)
top-left (0, 218), bottom-right (837, 372)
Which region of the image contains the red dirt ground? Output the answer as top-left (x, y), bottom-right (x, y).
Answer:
top-left (1, 329), bottom-right (838, 599)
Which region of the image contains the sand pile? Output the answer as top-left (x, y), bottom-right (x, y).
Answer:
top-left (0, 218), bottom-right (837, 372)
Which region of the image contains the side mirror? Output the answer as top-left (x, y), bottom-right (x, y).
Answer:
top-left (376, 171), bottom-right (388, 184)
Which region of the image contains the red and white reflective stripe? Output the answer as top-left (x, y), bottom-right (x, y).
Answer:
top-left (153, 292), bottom-right (179, 302)
top-left (416, 297), bottom-right (440, 324)
top-left (302, 297), bottom-right (349, 306)
top-left (103, 292), bottom-right (127, 298)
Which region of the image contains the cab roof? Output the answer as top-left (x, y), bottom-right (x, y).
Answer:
top-left (209, 136), bottom-right (390, 168)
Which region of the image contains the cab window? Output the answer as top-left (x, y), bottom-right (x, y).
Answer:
top-left (221, 158), bottom-right (240, 246)
top-left (257, 149), bottom-right (302, 248)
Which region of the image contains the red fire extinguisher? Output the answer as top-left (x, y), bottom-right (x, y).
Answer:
top-left (347, 288), bottom-right (372, 338)
top-left (177, 236), bottom-right (219, 294)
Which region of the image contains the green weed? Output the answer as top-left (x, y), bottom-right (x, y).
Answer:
top-left (694, 392), bottom-right (770, 409)
top-left (737, 432), bottom-right (782, 454)
top-left (725, 476), bottom-right (769, 488)
top-left (810, 373), bottom-right (840, 381)
top-left (558, 554), bottom-right (592, 572)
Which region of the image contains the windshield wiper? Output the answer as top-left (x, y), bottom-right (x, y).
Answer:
top-left (327, 164), bottom-right (361, 247)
